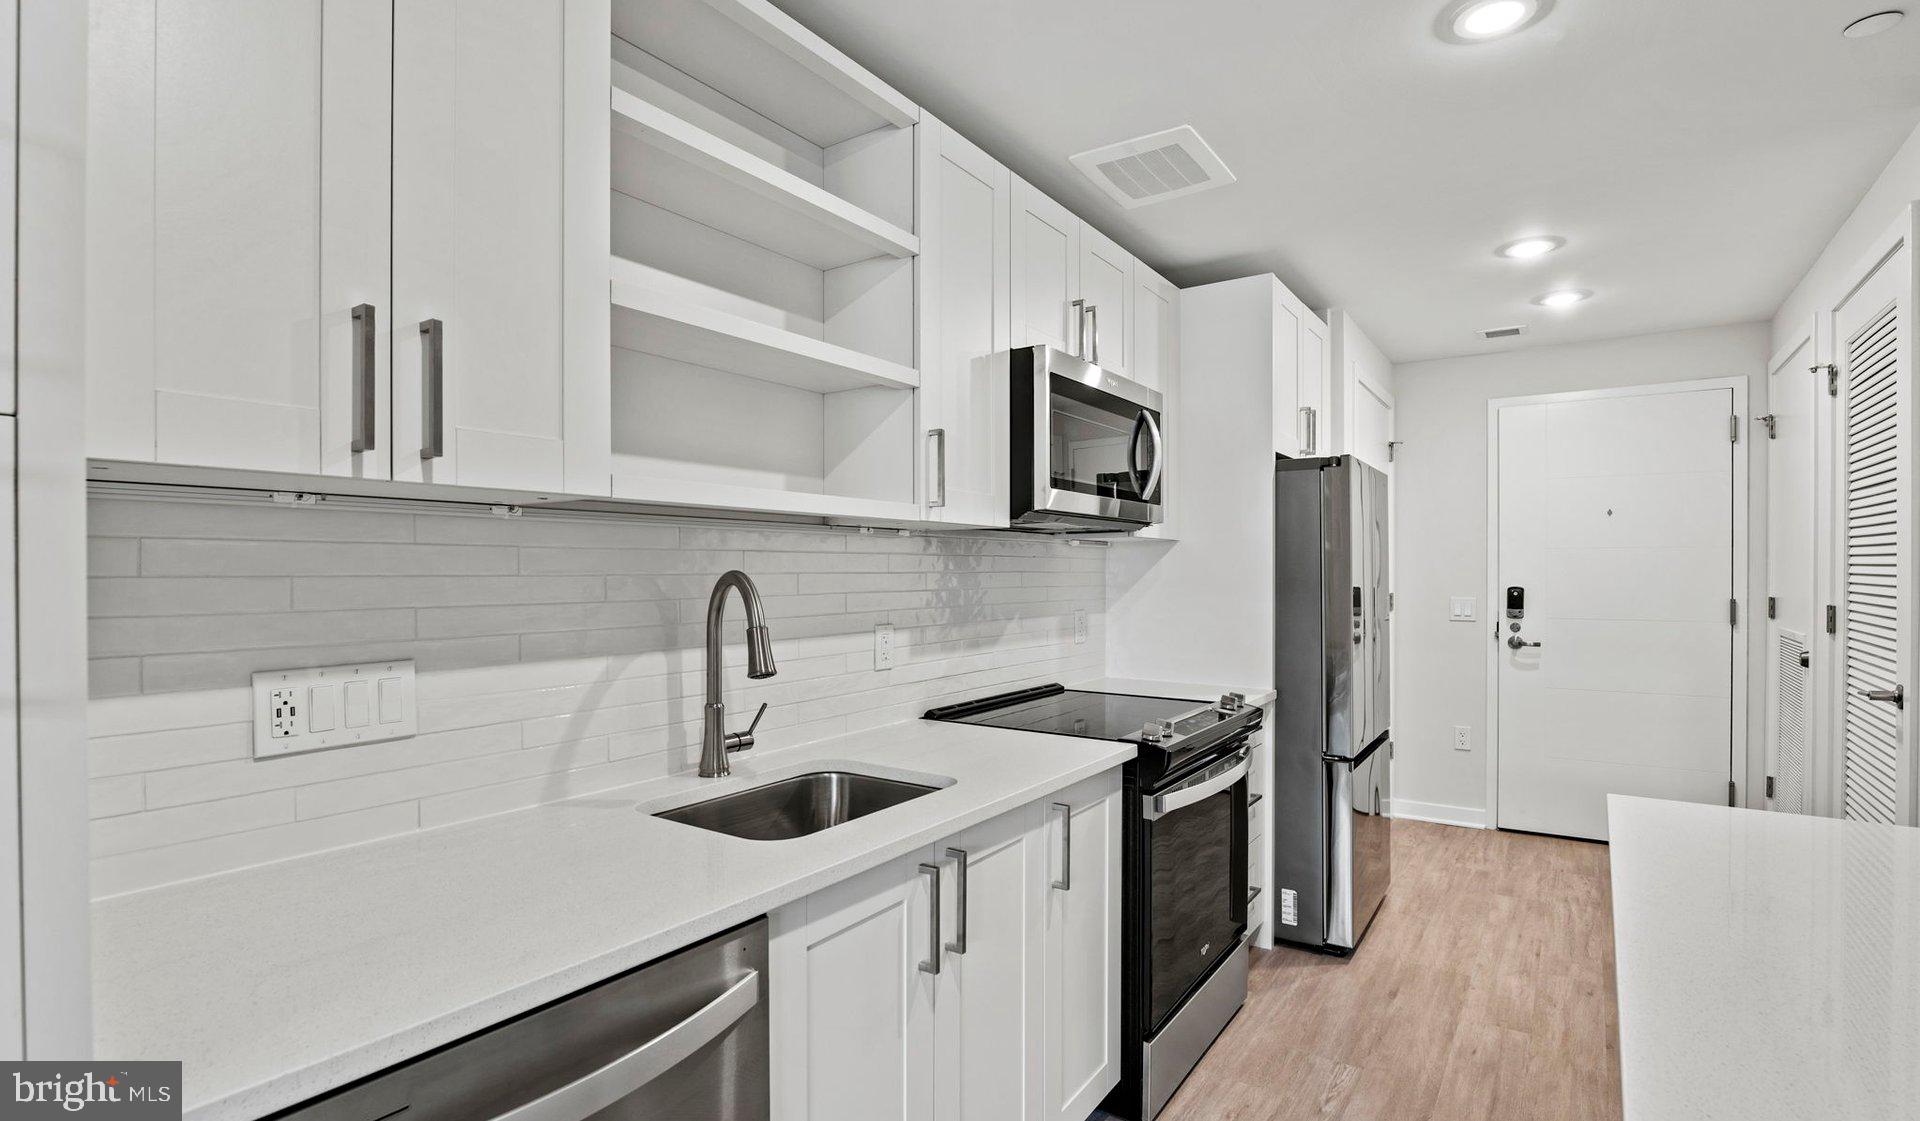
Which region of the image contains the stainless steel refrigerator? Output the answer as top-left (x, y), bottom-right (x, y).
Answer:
top-left (1272, 455), bottom-right (1391, 954)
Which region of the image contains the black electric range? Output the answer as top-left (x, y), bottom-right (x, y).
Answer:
top-left (924, 683), bottom-right (1262, 1120)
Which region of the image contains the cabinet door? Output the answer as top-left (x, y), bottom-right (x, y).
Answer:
top-left (1041, 771), bottom-right (1123, 1121)
top-left (1271, 291), bottom-right (1304, 458)
top-left (1077, 225), bottom-right (1132, 376)
top-left (1011, 178), bottom-right (1081, 355)
top-left (936, 805), bottom-right (1044, 1121)
top-left (771, 852), bottom-right (938, 1121)
top-left (392, 0), bottom-right (566, 492)
top-left (1129, 267), bottom-right (1179, 539)
top-left (918, 116), bottom-right (1010, 527)
top-left (1300, 312), bottom-right (1330, 455)
top-left (85, 0), bottom-right (392, 478)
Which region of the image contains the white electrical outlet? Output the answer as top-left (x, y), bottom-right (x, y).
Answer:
top-left (1452, 725), bottom-right (1472, 752)
top-left (253, 660), bottom-right (418, 759)
top-left (1449, 596), bottom-right (1476, 621)
top-left (873, 623), bottom-right (895, 670)
top-left (1072, 608), bottom-right (1088, 644)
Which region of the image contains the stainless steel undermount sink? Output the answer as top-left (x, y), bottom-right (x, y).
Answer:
top-left (653, 771), bottom-right (940, 840)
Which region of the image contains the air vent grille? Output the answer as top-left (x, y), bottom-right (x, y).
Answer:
top-left (1481, 325), bottom-right (1527, 340)
top-left (1071, 126), bottom-right (1234, 209)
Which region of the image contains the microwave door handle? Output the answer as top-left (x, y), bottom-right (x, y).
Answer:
top-left (1139, 410), bottom-right (1164, 501)
top-left (1127, 410), bottom-right (1151, 498)
top-left (489, 970), bottom-right (761, 1121)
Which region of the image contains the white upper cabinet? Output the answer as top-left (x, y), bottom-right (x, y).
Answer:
top-left (1077, 225), bottom-right (1133, 377)
top-left (1129, 266), bottom-right (1178, 394)
top-left (1011, 179), bottom-right (1081, 356)
top-left (86, 0), bottom-right (392, 479)
top-left (1270, 283), bottom-right (1329, 458)
top-left (1010, 177), bottom-right (1135, 376)
top-left (1300, 312), bottom-right (1330, 455)
top-left (391, 0), bottom-right (568, 493)
top-left (918, 116), bottom-right (1011, 528)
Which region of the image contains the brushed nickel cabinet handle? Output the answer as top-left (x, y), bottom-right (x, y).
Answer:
top-left (420, 318), bottom-right (444, 461)
top-left (927, 428), bottom-right (947, 508)
top-left (919, 862), bottom-right (942, 974)
top-left (1071, 298), bottom-right (1088, 358)
top-left (945, 847), bottom-right (969, 955)
top-left (1087, 304), bottom-right (1099, 365)
top-left (1051, 802), bottom-right (1072, 891)
top-left (351, 303), bottom-right (376, 453)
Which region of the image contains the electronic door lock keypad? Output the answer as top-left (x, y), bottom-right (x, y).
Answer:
top-left (1505, 586), bottom-right (1526, 620)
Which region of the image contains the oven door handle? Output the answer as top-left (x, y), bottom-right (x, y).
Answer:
top-left (1143, 748), bottom-right (1250, 820)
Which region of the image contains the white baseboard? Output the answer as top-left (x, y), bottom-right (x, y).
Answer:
top-left (1387, 798), bottom-right (1492, 829)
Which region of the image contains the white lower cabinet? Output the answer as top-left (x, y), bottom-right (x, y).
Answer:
top-left (770, 770), bottom-right (1122, 1121)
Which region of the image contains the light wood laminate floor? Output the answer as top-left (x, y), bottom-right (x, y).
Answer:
top-left (1159, 820), bottom-right (1621, 1121)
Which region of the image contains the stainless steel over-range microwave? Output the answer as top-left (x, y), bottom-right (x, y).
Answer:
top-left (1009, 345), bottom-right (1166, 533)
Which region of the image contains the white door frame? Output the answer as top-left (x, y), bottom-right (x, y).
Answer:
top-left (1484, 377), bottom-right (1752, 828)
top-left (1765, 320), bottom-right (1819, 815)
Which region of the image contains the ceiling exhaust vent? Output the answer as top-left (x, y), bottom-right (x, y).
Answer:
top-left (1480, 324), bottom-right (1528, 340)
top-left (1070, 125), bottom-right (1235, 209)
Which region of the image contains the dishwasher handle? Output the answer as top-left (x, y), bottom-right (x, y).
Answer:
top-left (491, 969), bottom-right (761, 1121)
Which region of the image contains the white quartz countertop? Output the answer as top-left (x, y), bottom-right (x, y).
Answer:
top-left (92, 719), bottom-right (1134, 1121)
top-left (1071, 675), bottom-right (1277, 710)
top-left (1608, 795), bottom-right (1920, 1121)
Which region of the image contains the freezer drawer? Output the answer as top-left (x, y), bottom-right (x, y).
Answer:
top-left (279, 918), bottom-right (769, 1121)
top-left (1326, 738), bottom-right (1391, 952)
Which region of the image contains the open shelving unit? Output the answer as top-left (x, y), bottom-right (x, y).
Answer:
top-left (591, 0), bottom-right (923, 523)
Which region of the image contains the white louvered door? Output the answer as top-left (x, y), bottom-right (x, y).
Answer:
top-left (1833, 220), bottom-right (1916, 826)
top-left (1768, 630), bottom-right (1813, 813)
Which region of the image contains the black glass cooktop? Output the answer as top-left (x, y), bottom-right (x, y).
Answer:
top-left (924, 684), bottom-right (1213, 743)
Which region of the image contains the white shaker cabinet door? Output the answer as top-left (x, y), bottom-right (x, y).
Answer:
top-left (1299, 310), bottom-right (1330, 456)
top-left (918, 115), bottom-right (1011, 527)
top-left (1041, 770), bottom-right (1123, 1121)
top-left (1077, 224), bottom-right (1132, 377)
top-left (86, 0), bottom-right (392, 478)
top-left (935, 804), bottom-right (1045, 1121)
top-left (770, 851), bottom-right (938, 1121)
top-left (1271, 291), bottom-right (1305, 458)
top-left (1011, 178), bottom-right (1081, 356)
top-left (392, 0), bottom-right (567, 493)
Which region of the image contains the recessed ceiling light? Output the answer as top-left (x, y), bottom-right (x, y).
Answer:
top-left (1843, 9), bottom-right (1905, 37)
top-left (1534, 289), bottom-right (1591, 308)
top-left (1497, 236), bottom-right (1565, 260)
top-left (1438, 0), bottom-right (1549, 42)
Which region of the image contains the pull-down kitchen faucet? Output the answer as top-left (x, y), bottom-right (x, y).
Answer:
top-left (700, 570), bottom-right (778, 778)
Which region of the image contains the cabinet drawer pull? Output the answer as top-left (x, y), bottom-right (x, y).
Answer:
top-left (420, 318), bottom-right (444, 461)
top-left (1051, 802), bottom-right (1072, 892)
top-left (351, 303), bottom-right (376, 453)
top-left (945, 847), bottom-right (968, 955)
top-left (919, 862), bottom-right (942, 974)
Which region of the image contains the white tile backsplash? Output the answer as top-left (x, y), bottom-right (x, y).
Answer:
top-left (85, 494), bottom-right (1107, 897)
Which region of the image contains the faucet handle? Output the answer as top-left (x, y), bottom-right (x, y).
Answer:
top-left (725, 702), bottom-right (769, 753)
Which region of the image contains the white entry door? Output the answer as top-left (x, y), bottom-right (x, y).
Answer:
top-left (1494, 385), bottom-right (1739, 840)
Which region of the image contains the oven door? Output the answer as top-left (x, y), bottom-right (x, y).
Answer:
top-left (1012, 346), bottom-right (1165, 530)
top-left (1140, 745), bottom-right (1249, 1033)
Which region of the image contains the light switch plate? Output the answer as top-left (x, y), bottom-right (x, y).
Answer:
top-left (1449, 596), bottom-right (1476, 621)
top-left (252, 660), bottom-right (418, 759)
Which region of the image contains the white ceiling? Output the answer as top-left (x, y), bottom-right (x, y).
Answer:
top-left (776, 0), bottom-right (1920, 362)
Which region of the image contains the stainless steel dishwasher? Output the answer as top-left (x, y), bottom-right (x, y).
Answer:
top-left (276, 918), bottom-right (768, 1121)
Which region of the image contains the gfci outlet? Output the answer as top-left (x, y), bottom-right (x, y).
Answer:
top-left (253, 660), bottom-right (418, 759)
top-left (1072, 608), bottom-right (1089, 645)
top-left (873, 623), bottom-right (895, 670)
top-left (1452, 725), bottom-right (1472, 752)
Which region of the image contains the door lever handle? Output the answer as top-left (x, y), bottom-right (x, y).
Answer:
top-left (1506, 635), bottom-right (1542, 650)
top-left (1866, 685), bottom-right (1905, 709)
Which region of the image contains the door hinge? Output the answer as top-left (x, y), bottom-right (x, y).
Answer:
top-left (1386, 440), bottom-right (1402, 463)
top-left (1766, 595), bottom-right (1777, 620)
top-left (1728, 598), bottom-right (1739, 626)
top-left (1388, 591), bottom-right (1396, 612)
top-left (1816, 362), bottom-right (1838, 397)
top-left (1727, 779), bottom-right (1737, 807)
top-left (1755, 414), bottom-right (1777, 439)
top-left (1826, 604), bottom-right (1838, 635)
top-left (1765, 775), bottom-right (1776, 800)
top-left (1729, 414), bottom-right (1740, 443)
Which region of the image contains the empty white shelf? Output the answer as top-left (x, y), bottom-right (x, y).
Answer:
top-left (609, 461), bottom-right (922, 523)
top-left (611, 0), bottom-right (916, 149)
top-left (610, 271), bottom-right (919, 394)
top-left (611, 87), bottom-right (918, 271)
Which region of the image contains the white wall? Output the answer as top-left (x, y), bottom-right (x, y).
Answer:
top-left (1391, 322), bottom-right (1770, 825)
top-left (1773, 120), bottom-right (1920, 353)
